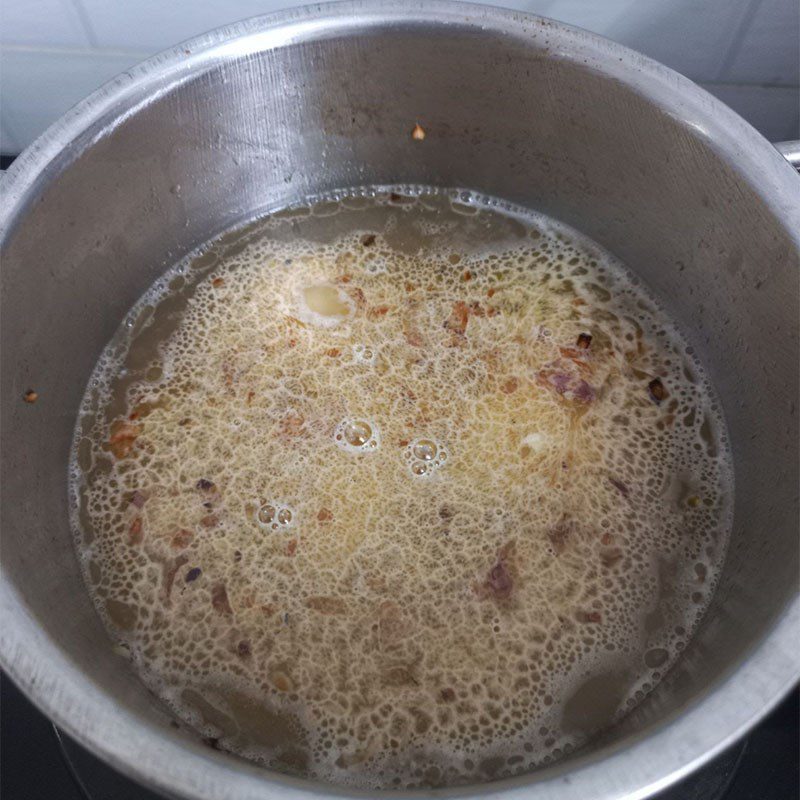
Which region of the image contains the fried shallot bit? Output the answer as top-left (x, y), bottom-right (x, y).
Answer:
top-left (23, 390), bottom-right (38, 403)
top-left (378, 600), bottom-right (410, 644)
top-left (305, 596), bottom-right (347, 615)
top-left (576, 332), bottom-right (593, 349)
top-left (211, 583), bottom-right (233, 615)
top-left (108, 420), bottom-right (141, 459)
top-left (128, 517), bottom-right (143, 546)
top-left (236, 640), bottom-right (252, 658)
top-left (500, 377), bottom-right (519, 394)
top-left (211, 277), bottom-right (225, 288)
top-left (607, 477), bottom-right (630, 498)
top-left (367, 304), bottom-right (391, 321)
top-left (317, 508), bottom-right (334, 523)
top-left (548, 517), bottom-right (575, 555)
top-left (411, 123), bottom-right (426, 141)
top-left (325, 347), bottom-right (341, 357)
top-left (481, 541), bottom-right (515, 600)
top-left (648, 378), bottom-right (667, 405)
top-left (163, 555), bottom-right (189, 603)
top-left (279, 413), bottom-right (306, 438)
top-left (444, 301), bottom-right (470, 336)
top-left (171, 528), bottom-right (194, 550)
top-left (537, 365), bottom-right (596, 404)
top-left (129, 490), bottom-right (148, 509)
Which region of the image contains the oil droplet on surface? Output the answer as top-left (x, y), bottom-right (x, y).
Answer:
top-left (299, 284), bottom-right (352, 327)
top-left (412, 439), bottom-right (437, 461)
top-left (406, 437), bottom-right (448, 478)
top-left (335, 418), bottom-right (381, 453)
top-left (257, 504), bottom-right (277, 525)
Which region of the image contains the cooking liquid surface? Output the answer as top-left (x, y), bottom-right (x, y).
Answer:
top-left (71, 190), bottom-right (732, 789)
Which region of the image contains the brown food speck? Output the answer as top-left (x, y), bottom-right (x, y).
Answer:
top-left (576, 332), bottom-right (592, 349)
top-left (462, 270), bottom-right (472, 282)
top-left (600, 547), bottom-right (624, 568)
top-left (236, 640), bottom-right (252, 658)
top-left (286, 538), bottom-right (297, 556)
top-left (23, 390), bottom-right (38, 404)
top-left (128, 517), bottom-right (143, 546)
top-left (200, 514), bottom-right (219, 528)
top-left (411, 123), bottom-right (426, 141)
top-left (648, 378), bottom-right (667, 405)
top-left (487, 287), bottom-right (496, 298)
top-left (233, 549), bottom-right (242, 562)
top-left (444, 301), bottom-right (470, 336)
top-left (389, 192), bottom-right (402, 203)
top-left (211, 583), bottom-right (232, 614)
top-left (317, 508), bottom-right (333, 523)
top-left (163, 555), bottom-right (188, 603)
top-left (360, 233), bottom-right (376, 247)
top-left (108, 420), bottom-right (141, 459)
top-left (501, 377), bottom-right (519, 394)
top-left (246, 390), bottom-right (255, 405)
top-left (367, 304), bottom-right (391, 320)
top-left (440, 687), bottom-right (456, 702)
top-left (608, 477), bottom-right (630, 498)
top-left (279, 413), bottom-right (306, 438)
top-left (487, 561), bottom-right (513, 598)
top-left (577, 610), bottom-right (602, 624)
top-left (196, 478), bottom-right (215, 491)
top-left (185, 567), bottom-right (202, 582)
top-left (272, 671), bottom-right (292, 692)
top-left (211, 277), bottom-right (225, 288)
top-left (204, 737), bottom-right (221, 751)
top-left (129, 490), bottom-right (147, 509)
top-left (305, 596), bottom-right (347, 614)
top-left (171, 528), bottom-right (194, 549)
top-left (325, 347), bottom-right (341, 357)
top-left (548, 517), bottom-right (574, 554)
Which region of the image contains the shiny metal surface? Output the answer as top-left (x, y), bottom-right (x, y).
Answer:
top-left (775, 140), bottom-right (800, 171)
top-left (1, 3), bottom-right (798, 799)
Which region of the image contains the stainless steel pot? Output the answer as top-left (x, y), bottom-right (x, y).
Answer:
top-left (1, 3), bottom-right (798, 798)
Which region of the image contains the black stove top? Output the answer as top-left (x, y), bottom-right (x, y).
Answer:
top-left (2, 674), bottom-right (797, 800)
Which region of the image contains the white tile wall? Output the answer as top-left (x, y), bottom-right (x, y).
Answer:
top-left (721, 0), bottom-right (800, 84)
top-left (0, 46), bottom-right (146, 147)
top-left (701, 83), bottom-right (800, 141)
top-left (1, 0), bottom-right (798, 154)
top-left (0, 0), bottom-right (92, 47)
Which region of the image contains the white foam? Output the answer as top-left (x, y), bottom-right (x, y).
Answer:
top-left (69, 189), bottom-right (733, 790)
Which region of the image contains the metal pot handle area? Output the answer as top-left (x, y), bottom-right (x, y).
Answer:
top-left (775, 140), bottom-right (800, 171)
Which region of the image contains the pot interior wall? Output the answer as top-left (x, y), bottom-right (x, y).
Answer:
top-left (2, 12), bottom-right (798, 792)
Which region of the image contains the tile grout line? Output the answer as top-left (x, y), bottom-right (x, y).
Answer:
top-left (68, 0), bottom-right (101, 49)
top-left (716, 0), bottom-right (767, 82)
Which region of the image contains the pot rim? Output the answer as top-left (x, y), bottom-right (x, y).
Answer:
top-left (1, 3), bottom-right (798, 799)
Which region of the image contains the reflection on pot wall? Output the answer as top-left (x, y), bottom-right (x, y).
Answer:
top-left (0, 0), bottom-right (798, 153)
